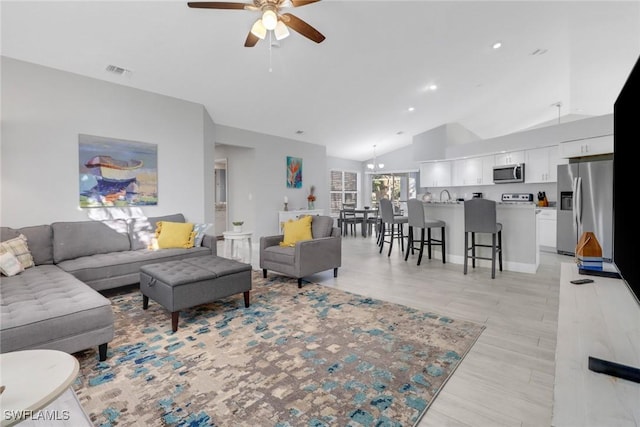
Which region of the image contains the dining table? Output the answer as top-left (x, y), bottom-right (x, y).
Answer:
top-left (339, 208), bottom-right (379, 238)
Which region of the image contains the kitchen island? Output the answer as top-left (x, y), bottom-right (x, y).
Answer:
top-left (423, 201), bottom-right (539, 274)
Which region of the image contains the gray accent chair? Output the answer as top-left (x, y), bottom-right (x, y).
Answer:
top-left (260, 215), bottom-right (341, 288)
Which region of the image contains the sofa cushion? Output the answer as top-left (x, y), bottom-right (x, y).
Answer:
top-left (280, 215), bottom-right (312, 247)
top-left (129, 213), bottom-right (186, 250)
top-left (193, 223), bottom-right (212, 246)
top-left (263, 245), bottom-right (295, 264)
top-left (0, 265), bottom-right (114, 353)
top-left (0, 251), bottom-right (24, 276)
top-left (56, 246), bottom-right (212, 291)
top-left (1, 225), bottom-right (54, 265)
top-left (0, 234), bottom-right (35, 269)
top-left (311, 215), bottom-right (334, 239)
top-left (155, 221), bottom-right (195, 249)
top-left (52, 219), bottom-right (130, 263)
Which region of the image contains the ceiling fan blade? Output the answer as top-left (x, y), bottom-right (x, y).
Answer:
top-left (290, 0), bottom-right (321, 7)
top-left (244, 31), bottom-right (260, 47)
top-left (281, 13), bottom-right (325, 43)
top-left (187, 2), bottom-right (251, 10)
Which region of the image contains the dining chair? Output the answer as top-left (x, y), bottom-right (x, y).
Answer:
top-left (405, 198), bottom-right (446, 265)
top-left (341, 204), bottom-right (363, 236)
top-left (463, 198), bottom-right (503, 279)
top-left (378, 198), bottom-right (408, 256)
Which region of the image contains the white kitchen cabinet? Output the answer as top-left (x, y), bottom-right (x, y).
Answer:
top-left (494, 150), bottom-right (524, 166)
top-left (558, 134), bottom-right (613, 158)
top-left (537, 208), bottom-right (557, 251)
top-left (453, 155), bottom-right (494, 186)
top-left (525, 145), bottom-right (560, 183)
top-left (419, 161), bottom-right (451, 187)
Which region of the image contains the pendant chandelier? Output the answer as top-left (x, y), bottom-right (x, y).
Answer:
top-left (367, 145), bottom-right (384, 172)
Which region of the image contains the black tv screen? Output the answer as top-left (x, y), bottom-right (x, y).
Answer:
top-left (613, 54), bottom-right (640, 306)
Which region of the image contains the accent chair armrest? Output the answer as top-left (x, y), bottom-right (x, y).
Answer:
top-left (294, 235), bottom-right (342, 277)
top-left (260, 235), bottom-right (285, 251)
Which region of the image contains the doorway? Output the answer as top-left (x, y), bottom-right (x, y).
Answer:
top-left (215, 159), bottom-right (228, 237)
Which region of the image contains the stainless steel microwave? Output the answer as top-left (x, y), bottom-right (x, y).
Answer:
top-left (493, 163), bottom-right (525, 183)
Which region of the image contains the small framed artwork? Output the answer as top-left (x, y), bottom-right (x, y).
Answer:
top-left (286, 156), bottom-right (302, 188)
top-left (79, 134), bottom-right (158, 207)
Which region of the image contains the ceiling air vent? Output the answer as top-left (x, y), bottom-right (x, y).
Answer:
top-left (105, 64), bottom-right (130, 75)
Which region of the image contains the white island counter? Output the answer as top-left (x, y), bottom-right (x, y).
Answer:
top-left (423, 201), bottom-right (539, 274)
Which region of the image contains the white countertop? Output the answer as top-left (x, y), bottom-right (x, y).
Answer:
top-left (424, 200), bottom-right (536, 208)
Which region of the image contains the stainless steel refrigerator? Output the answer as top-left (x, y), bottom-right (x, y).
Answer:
top-left (556, 158), bottom-right (613, 261)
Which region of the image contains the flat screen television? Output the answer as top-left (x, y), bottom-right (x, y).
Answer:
top-left (613, 54), bottom-right (640, 307)
top-left (587, 53), bottom-right (640, 383)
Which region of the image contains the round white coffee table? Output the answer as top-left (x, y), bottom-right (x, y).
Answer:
top-left (222, 230), bottom-right (253, 264)
top-left (0, 349), bottom-right (79, 426)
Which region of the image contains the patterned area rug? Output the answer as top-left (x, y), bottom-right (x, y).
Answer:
top-left (73, 272), bottom-right (484, 426)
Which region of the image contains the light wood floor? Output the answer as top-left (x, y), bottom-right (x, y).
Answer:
top-left (226, 233), bottom-right (567, 427)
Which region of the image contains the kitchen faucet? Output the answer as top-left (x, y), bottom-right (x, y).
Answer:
top-left (440, 189), bottom-right (451, 202)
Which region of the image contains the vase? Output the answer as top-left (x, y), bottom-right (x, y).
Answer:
top-left (233, 225), bottom-right (242, 232)
top-left (308, 201), bottom-right (314, 210)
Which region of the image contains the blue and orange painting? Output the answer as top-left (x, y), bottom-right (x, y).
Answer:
top-left (79, 134), bottom-right (158, 207)
top-left (286, 156), bottom-right (302, 189)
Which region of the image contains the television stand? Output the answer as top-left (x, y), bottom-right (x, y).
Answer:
top-left (588, 356), bottom-right (640, 384)
top-left (553, 263), bottom-right (640, 426)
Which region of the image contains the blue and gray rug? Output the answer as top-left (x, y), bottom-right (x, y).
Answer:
top-left (73, 272), bottom-right (484, 426)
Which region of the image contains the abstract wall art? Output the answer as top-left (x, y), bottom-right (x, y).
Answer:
top-left (286, 156), bottom-right (302, 188)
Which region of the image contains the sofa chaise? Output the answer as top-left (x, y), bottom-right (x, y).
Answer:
top-left (0, 213), bottom-right (215, 361)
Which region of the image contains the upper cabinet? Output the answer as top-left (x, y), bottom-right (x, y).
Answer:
top-left (525, 145), bottom-right (560, 183)
top-left (494, 150), bottom-right (525, 166)
top-left (419, 161), bottom-right (451, 188)
top-left (558, 135), bottom-right (613, 158)
top-left (452, 155), bottom-right (494, 186)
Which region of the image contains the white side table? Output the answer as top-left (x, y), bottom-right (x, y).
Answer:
top-left (0, 349), bottom-right (83, 426)
top-left (222, 230), bottom-right (253, 264)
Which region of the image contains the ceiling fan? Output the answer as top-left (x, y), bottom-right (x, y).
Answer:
top-left (187, 0), bottom-right (326, 47)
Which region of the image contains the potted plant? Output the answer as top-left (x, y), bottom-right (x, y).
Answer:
top-left (232, 221), bottom-right (244, 232)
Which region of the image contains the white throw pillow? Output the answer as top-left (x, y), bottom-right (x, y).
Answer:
top-left (0, 251), bottom-right (25, 276)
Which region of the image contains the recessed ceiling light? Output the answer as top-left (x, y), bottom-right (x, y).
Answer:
top-left (428, 84), bottom-right (437, 91)
top-left (295, 130), bottom-right (304, 134)
top-left (408, 107), bottom-right (415, 112)
top-left (492, 41), bottom-right (502, 50)
top-left (530, 48), bottom-right (548, 56)
top-left (396, 131), bottom-right (404, 135)
top-left (105, 64), bottom-right (131, 76)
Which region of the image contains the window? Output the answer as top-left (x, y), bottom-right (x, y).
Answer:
top-left (330, 170), bottom-right (359, 215)
top-left (371, 172), bottom-right (417, 213)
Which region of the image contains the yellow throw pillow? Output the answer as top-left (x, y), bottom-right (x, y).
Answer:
top-left (279, 215), bottom-right (313, 247)
top-left (155, 221), bottom-right (195, 249)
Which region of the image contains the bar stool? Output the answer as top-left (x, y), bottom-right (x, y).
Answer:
top-left (378, 198), bottom-right (408, 256)
top-left (405, 198), bottom-right (446, 265)
top-left (463, 199), bottom-right (502, 279)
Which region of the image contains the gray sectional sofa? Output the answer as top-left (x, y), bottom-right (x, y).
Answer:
top-left (0, 213), bottom-right (215, 361)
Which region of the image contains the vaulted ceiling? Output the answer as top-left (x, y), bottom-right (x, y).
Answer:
top-left (2, 1), bottom-right (639, 160)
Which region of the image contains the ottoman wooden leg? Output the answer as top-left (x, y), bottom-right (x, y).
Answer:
top-left (171, 311), bottom-right (179, 332)
top-left (143, 295), bottom-right (149, 310)
top-left (243, 291), bottom-right (250, 307)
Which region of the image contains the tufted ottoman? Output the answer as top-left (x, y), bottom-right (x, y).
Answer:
top-left (139, 256), bottom-right (252, 332)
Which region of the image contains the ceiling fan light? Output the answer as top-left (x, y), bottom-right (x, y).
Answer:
top-left (274, 20), bottom-right (290, 40)
top-left (250, 19), bottom-right (267, 39)
top-left (262, 9), bottom-right (278, 30)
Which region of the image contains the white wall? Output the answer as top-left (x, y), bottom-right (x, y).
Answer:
top-left (1, 57), bottom-right (211, 227)
top-left (215, 125), bottom-right (327, 239)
